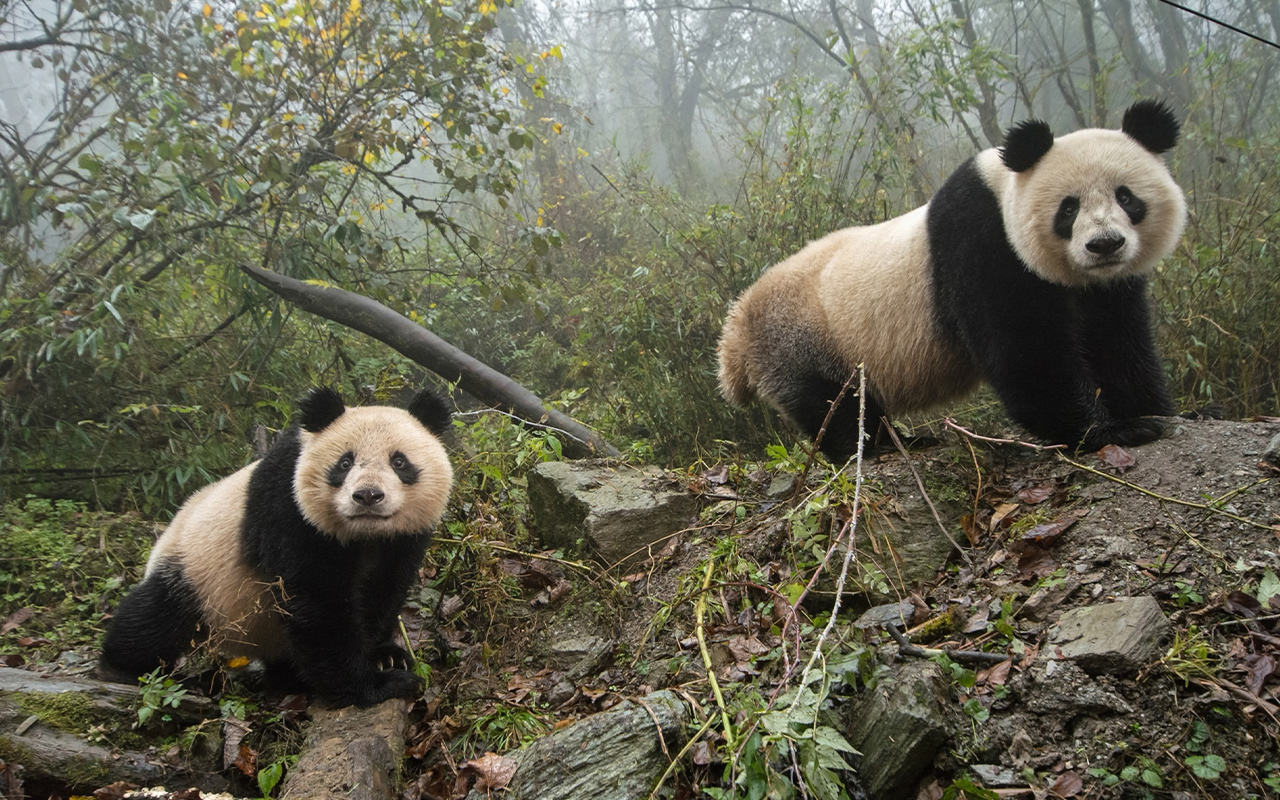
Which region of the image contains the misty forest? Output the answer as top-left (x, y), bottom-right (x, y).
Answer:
top-left (1, 0), bottom-right (1280, 798)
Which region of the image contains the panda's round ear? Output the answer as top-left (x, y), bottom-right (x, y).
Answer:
top-left (1121, 99), bottom-right (1180, 154)
top-left (297, 387), bottom-right (346, 433)
top-left (1000, 118), bottom-right (1054, 173)
top-left (407, 388), bottom-right (453, 437)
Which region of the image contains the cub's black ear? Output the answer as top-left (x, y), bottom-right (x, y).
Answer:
top-left (297, 387), bottom-right (346, 433)
top-left (407, 389), bottom-right (453, 437)
top-left (1121, 99), bottom-right (1180, 154)
top-left (1000, 118), bottom-right (1054, 173)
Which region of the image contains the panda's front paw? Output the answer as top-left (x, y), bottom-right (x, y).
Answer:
top-left (1078, 416), bottom-right (1166, 452)
top-left (370, 642), bottom-right (412, 671)
top-left (350, 668), bottom-right (423, 707)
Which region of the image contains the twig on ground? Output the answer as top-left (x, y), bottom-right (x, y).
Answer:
top-left (695, 558), bottom-right (736, 749)
top-left (887, 622), bottom-right (1010, 665)
top-left (1055, 453), bottom-right (1275, 531)
top-left (943, 419), bottom-right (1066, 451)
top-left (883, 422), bottom-right (973, 568)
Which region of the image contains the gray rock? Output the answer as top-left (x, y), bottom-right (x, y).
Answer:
top-left (462, 690), bottom-right (689, 800)
top-left (844, 661), bottom-right (953, 800)
top-left (1264, 432), bottom-right (1280, 467)
top-left (529, 460), bottom-right (699, 567)
top-left (853, 602), bottom-right (916, 630)
top-left (1049, 596), bottom-right (1170, 674)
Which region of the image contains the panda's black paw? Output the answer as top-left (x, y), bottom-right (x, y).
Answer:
top-left (341, 668), bottom-right (423, 708)
top-left (370, 643), bottom-right (412, 671)
top-left (1078, 416), bottom-right (1166, 452)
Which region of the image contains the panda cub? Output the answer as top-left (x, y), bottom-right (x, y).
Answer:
top-left (101, 387), bottom-right (453, 708)
top-left (719, 99), bottom-right (1186, 461)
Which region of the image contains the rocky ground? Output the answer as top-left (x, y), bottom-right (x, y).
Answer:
top-left (2, 415), bottom-right (1279, 800)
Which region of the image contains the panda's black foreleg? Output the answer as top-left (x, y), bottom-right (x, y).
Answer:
top-left (778, 374), bottom-right (888, 464)
top-left (1077, 278), bottom-right (1174, 421)
top-left (100, 565), bottom-right (202, 680)
top-left (278, 576), bottom-right (423, 708)
top-left (358, 534), bottom-right (432, 670)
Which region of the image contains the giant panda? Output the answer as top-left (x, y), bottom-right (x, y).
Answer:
top-left (100, 387), bottom-right (454, 708)
top-left (718, 99), bottom-right (1186, 462)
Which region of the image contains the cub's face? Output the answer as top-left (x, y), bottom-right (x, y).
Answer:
top-left (294, 406), bottom-right (453, 542)
top-left (1003, 129), bottom-right (1186, 286)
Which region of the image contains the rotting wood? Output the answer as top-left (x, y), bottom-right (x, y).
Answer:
top-left (240, 264), bottom-right (619, 459)
top-left (280, 698), bottom-right (410, 800)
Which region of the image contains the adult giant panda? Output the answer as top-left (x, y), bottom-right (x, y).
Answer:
top-left (101, 387), bottom-right (454, 708)
top-left (718, 99), bottom-right (1186, 462)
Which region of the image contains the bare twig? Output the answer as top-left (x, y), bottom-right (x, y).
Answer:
top-left (886, 622), bottom-right (1009, 665)
top-left (1055, 453), bottom-right (1275, 531)
top-left (695, 559), bottom-right (736, 748)
top-left (882, 421), bottom-right (974, 568)
top-left (943, 418), bottom-right (1066, 451)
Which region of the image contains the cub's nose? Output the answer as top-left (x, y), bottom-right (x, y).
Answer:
top-left (352, 488), bottom-right (385, 506)
top-left (1086, 234), bottom-right (1125, 255)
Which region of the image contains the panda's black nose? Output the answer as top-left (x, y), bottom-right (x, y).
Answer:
top-left (1086, 234), bottom-right (1125, 255)
top-left (353, 488), bottom-right (385, 506)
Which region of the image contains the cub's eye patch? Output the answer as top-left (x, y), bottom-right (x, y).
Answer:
top-left (390, 450), bottom-right (420, 485)
top-left (327, 451), bottom-right (356, 487)
top-left (1115, 185), bottom-right (1147, 224)
top-left (1053, 196), bottom-right (1080, 240)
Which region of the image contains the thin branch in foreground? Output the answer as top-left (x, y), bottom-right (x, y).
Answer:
top-left (886, 622), bottom-right (1010, 665)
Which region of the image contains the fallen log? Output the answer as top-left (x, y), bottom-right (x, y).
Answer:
top-left (280, 699), bottom-right (410, 800)
top-left (240, 264), bottom-right (619, 459)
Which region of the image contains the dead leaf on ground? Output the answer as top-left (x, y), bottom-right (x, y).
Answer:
top-left (92, 781), bottom-right (139, 800)
top-left (15, 636), bottom-right (50, 648)
top-left (1020, 514), bottom-right (1080, 546)
top-left (458, 752), bottom-right (518, 792)
top-left (727, 636), bottom-right (771, 661)
top-left (222, 717), bottom-right (252, 771)
top-left (439, 594), bottom-right (465, 620)
top-left (1016, 483), bottom-right (1056, 504)
top-left (1017, 545), bottom-right (1057, 579)
top-left (1049, 769), bottom-right (1084, 797)
top-left (990, 503), bottom-right (1020, 532)
top-left (233, 742), bottom-right (257, 777)
top-left (1, 608), bottom-right (34, 634)
top-left (1097, 444), bottom-right (1136, 470)
top-left (1247, 653), bottom-right (1276, 696)
top-left (977, 659), bottom-right (1013, 688)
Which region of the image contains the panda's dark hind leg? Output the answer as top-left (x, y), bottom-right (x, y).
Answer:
top-left (100, 565), bottom-right (202, 681)
top-left (777, 374), bottom-right (889, 464)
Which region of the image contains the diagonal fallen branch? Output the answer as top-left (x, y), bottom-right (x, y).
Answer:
top-left (241, 264), bottom-right (617, 458)
top-left (887, 622), bottom-right (1010, 665)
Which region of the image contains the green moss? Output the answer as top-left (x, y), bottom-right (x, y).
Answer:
top-left (15, 691), bottom-right (100, 734)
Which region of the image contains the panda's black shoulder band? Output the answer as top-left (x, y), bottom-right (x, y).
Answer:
top-left (1000, 118), bottom-right (1054, 173)
top-left (297, 387), bottom-right (346, 432)
top-left (407, 388), bottom-right (453, 436)
top-left (1121, 99), bottom-right (1180, 154)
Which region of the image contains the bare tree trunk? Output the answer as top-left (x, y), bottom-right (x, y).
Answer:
top-left (241, 265), bottom-right (619, 459)
top-left (1077, 0), bottom-right (1108, 125)
top-left (1146, 0), bottom-right (1192, 110)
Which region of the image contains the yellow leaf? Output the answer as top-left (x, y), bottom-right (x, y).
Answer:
top-left (226, 656), bottom-right (251, 668)
top-left (202, 2), bottom-right (212, 16)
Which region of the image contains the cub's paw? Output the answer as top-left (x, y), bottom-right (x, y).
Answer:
top-left (352, 669), bottom-right (424, 707)
top-left (370, 643), bottom-right (412, 671)
top-left (1078, 417), bottom-right (1166, 452)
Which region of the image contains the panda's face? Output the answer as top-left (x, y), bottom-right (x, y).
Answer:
top-left (996, 128), bottom-right (1185, 287)
top-left (293, 405), bottom-right (452, 542)
top-left (980, 102), bottom-right (1186, 288)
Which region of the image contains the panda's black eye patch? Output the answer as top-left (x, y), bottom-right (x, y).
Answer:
top-left (1115, 185), bottom-right (1147, 224)
top-left (390, 451), bottom-right (420, 485)
top-left (327, 451), bottom-right (356, 487)
top-left (1053, 197), bottom-right (1079, 240)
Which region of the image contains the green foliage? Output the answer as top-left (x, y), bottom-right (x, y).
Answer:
top-left (463, 702), bottom-right (551, 753)
top-left (136, 668), bottom-right (189, 727)
top-left (257, 754), bottom-right (298, 799)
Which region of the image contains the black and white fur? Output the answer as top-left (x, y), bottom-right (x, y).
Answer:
top-left (718, 100), bottom-right (1186, 461)
top-left (101, 388), bottom-right (453, 708)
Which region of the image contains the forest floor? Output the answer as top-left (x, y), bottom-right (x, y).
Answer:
top-left (3, 415), bottom-right (1280, 800)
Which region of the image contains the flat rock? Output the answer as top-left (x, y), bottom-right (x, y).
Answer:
top-left (1049, 596), bottom-right (1170, 674)
top-left (843, 661), bottom-right (953, 800)
top-left (529, 460), bottom-right (699, 567)
top-left (462, 690), bottom-right (689, 800)
top-left (853, 602), bottom-right (916, 630)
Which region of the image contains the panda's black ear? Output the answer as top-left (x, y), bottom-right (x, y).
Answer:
top-left (407, 389), bottom-right (453, 437)
top-left (297, 387), bottom-right (346, 433)
top-left (1122, 99), bottom-right (1180, 154)
top-left (1000, 118), bottom-right (1054, 173)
